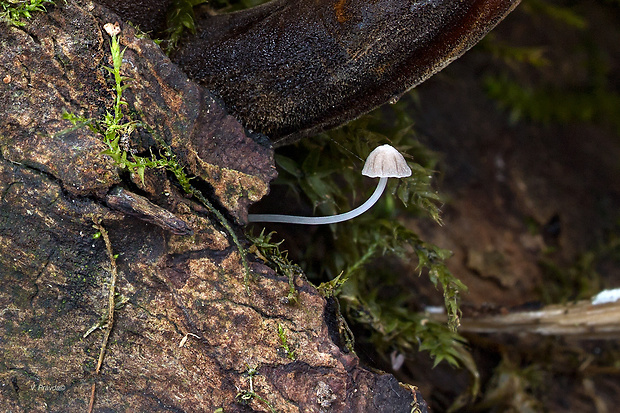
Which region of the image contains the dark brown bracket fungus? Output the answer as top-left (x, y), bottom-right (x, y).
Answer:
top-left (173, 0), bottom-right (521, 145)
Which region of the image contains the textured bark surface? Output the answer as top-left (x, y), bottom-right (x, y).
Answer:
top-left (0, 1), bottom-right (428, 412)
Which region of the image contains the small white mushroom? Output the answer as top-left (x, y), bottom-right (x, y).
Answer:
top-left (248, 144), bottom-right (411, 225)
top-left (103, 22), bottom-right (121, 37)
top-left (362, 144), bottom-right (412, 178)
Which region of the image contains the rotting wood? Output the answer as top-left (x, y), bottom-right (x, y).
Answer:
top-left (440, 299), bottom-right (620, 339)
top-left (0, 1), bottom-right (429, 411)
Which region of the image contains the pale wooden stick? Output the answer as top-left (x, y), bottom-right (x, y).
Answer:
top-left (436, 300), bottom-right (620, 339)
top-left (95, 223), bottom-right (119, 373)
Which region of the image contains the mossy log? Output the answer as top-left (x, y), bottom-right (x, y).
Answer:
top-left (0, 1), bottom-right (428, 411)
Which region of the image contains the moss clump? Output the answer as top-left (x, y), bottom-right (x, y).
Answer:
top-left (249, 95), bottom-right (470, 369)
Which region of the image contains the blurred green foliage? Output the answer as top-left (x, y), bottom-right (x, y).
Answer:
top-left (538, 218), bottom-right (620, 303)
top-left (473, 356), bottom-right (544, 413)
top-left (524, 0), bottom-right (587, 28)
top-left (164, 0), bottom-right (208, 53)
top-left (485, 74), bottom-right (620, 133)
top-left (484, 0), bottom-right (620, 135)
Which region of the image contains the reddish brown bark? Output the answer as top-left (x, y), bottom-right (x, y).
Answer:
top-left (0, 1), bottom-right (428, 411)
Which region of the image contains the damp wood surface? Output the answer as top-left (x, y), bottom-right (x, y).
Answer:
top-left (0, 1), bottom-right (428, 411)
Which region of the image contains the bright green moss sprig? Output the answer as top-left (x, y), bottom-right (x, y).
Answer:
top-left (63, 30), bottom-right (252, 289)
top-left (276, 324), bottom-right (296, 360)
top-left (62, 32), bottom-right (146, 182)
top-left (0, 0), bottom-right (54, 27)
top-left (247, 229), bottom-right (300, 303)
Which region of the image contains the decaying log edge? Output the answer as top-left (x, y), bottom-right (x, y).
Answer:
top-left (0, 1), bottom-right (429, 411)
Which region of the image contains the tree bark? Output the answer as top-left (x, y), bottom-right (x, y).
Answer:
top-left (0, 1), bottom-right (429, 411)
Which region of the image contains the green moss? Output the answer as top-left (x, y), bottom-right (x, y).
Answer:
top-left (163, 0), bottom-right (207, 54)
top-left (247, 230), bottom-right (300, 303)
top-left (235, 365), bottom-right (279, 413)
top-left (249, 94), bottom-right (470, 368)
top-left (276, 323), bottom-right (296, 360)
top-left (0, 0), bottom-right (54, 27)
top-left (63, 30), bottom-right (253, 292)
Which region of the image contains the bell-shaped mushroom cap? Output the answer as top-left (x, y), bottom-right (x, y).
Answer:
top-left (362, 144), bottom-right (412, 178)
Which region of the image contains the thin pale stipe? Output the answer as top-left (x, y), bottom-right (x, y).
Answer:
top-left (248, 177), bottom-right (388, 225)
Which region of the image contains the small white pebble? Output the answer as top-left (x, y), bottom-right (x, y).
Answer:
top-left (591, 288), bottom-right (620, 305)
top-left (424, 305), bottom-right (445, 314)
top-left (390, 351), bottom-right (406, 371)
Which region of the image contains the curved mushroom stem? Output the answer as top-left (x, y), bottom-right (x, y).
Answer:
top-left (248, 177), bottom-right (388, 225)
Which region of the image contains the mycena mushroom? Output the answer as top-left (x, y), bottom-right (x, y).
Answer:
top-left (248, 145), bottom-right (411, 225)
